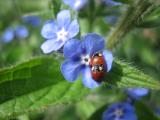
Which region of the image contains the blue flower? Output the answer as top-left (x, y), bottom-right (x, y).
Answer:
top-left (103, 0), bottom-right (122, 6)
top-left (63, 0), bottom-right (87, 11)
top-left (102, 102), bottom-right (137, 120)
top-left (61, 33), bottom-right (113, 89)
top-left (155, 108), bottom-right (160, 116)
top-left (15, 25), bottom-right (29, 39)
top-left (125, 88), bottom-right (149, 100)
top-left (1, 25), bottom-right (28, 43)
top-left (41, 10), bottom-right (79, 54)
top-left (105, 15), bottom-right (118, 25)
top-left (1, 27), bottom-right (15, 43)
top-left (22, 15), bottom-right (41, 27)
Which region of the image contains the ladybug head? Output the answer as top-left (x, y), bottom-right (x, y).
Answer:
top-left (92, 52), bottom-right (102, 57)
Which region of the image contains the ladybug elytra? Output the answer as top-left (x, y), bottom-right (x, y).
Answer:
top-left (89, 52), bottom-right (107, 82)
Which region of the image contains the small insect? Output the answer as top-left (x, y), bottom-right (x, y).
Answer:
top-left (89, 52), bottom-right (107, 82)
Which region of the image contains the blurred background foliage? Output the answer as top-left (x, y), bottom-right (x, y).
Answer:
top-left (0, 0), bottom-right (160, 120)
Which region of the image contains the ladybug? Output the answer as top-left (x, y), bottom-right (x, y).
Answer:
top-left (89, 52), bottom-right (107, 82)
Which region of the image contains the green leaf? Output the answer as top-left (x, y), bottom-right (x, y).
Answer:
top-left (136, 19), bottom-right (160, 28)
top-left (105, 59), bottom-right (160, 89)
top-left (136, 7), bottom-right (160, 28)
top-left (87, 103), bottom-right (108, 120)
top-left (0, 56), bottom-right (159, 119)
top-left (135, 101), bottom-right (160, 120)
top-left (136, 5), bottom-right (160, 28)
top-left (0, 56), bottom-right (89, 119)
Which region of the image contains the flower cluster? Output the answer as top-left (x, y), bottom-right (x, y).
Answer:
top-left (40, 9), bottom-right (113, 89)
top-left (1, 25), bottom-right (28, 43)
top-left (39, 1), bottom-right (150, 119)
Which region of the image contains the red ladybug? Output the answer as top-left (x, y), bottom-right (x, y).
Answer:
top-left (89, 52), bottom-right (107, 82)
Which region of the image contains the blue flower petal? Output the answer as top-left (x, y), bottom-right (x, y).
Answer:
top-left (61, 60), bottom-right (81, 82)
top-left (2, 28), bottom-right (14, 43)
top-left (57, 10), bottom-right (71, 29)
top-left (123, 112), bottom-right (138, 120)
top-left (15, 25), bottom-right (28, 39)
top-left (68, 19), bottom-right (79, 39)
top-left (102, 104), bottom-right (118, 120)
top-left (63, 39), bottom-right (81, 58)
top-left (155, 108), bottom-right (160, 116)
top-left (123, 103), bottom-right (136, 113)
top-left (63, 0), bottom-right (70, 4)
top-left (81, 33), bottom-right (105, 55)
top-left (103, 50), bottom-right (114, 72)
top-left (82, 67), bottom-right (101, 89)
top-left (63, 0), bottom-right (72, 6)
top-left (41, 20), bottom-right (57, 39)
top-left (41, 39), bottom-right (64, 53)
top-left (105, 15), bottom-right (118, 25)
top-left (121, 103), bottom-right (137, 120)
top-left (63, 0), bottom-right (87, 10)
top-left (22, 15), bottom-right (41, 27)
top-left (104, 0), bottom-right (122, 6)
top-left (126, 88), bottom-right (149, 100)
top-left (102, 103), bottom-right (137, 120)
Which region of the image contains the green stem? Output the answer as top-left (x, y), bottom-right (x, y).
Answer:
top-left (87, 0), bottom-right (95, 32)
top-left (50, 0), bottom-right (61, 18)
top-left (12, 0), bottom-right (22, 18)
top-left (106, 0), bottom-right (155, 50)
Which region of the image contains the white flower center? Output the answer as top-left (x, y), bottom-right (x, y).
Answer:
top-left (81, 55), bottom-right (90, 65)
top-left (114, 108), bottom-right (123, 118)
top-left (57, 28), bottom-right (68, 41)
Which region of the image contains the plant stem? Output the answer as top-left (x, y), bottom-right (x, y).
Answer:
top-left (106, 0), bottom-right (157, 50)
top-left (87, 0), bottom-right (95, 32)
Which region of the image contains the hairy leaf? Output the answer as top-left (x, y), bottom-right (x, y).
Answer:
top-left (0, 56), bottom-right (89, 119)
top-left (105, 59), bottom-right (160, 89)
top-left (0, 56), bottom-right (159, 119)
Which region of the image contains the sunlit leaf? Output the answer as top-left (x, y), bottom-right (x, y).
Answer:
top-left (0, 56), bottom-right (159, 119)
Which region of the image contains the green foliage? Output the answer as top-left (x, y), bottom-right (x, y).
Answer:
top-left (87, 101), bottom-right (160, 120)
top-left (106, 59), bottom-right (160, 89)
top-left (0, 56), bottom-right (159, 118)
top-left (0, 56), bottom-right (89, 119)
top-left (87, 103), bottom-right (108, 120)
top-left (136, 7), bottom-right (160, 28)
top-left (0, 0), bottom-right (160, 119)
top-left (135, 101), bottom-right (160, 120)
top-left (115, 0), bottom-right (132, 4)
top-left (50, 0), bottom-right (61, 17)
top-left (106, 0), bottom-right (159, 49)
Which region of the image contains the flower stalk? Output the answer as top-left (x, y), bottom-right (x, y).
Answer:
top-left (106, 0), bottom-right (158, 50)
